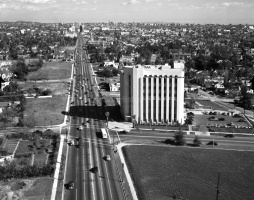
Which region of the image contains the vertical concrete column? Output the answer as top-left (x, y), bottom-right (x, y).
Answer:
top-left (171, 77), bottom-right (175, 123)
top-left (139, 77), bottom-right (143, 123)
top-left (161, 76), bottom-right (164, 121)
top-left (150, 76), bottom-right (154, 122)
top-left (156, 76), bottom-right (159, 122)
top-left (166, 76), bottom-right (169, 122)
top-left (177, 75), bottom-right (185, 124)
top-left (145, 76), bottom-right (149, 122)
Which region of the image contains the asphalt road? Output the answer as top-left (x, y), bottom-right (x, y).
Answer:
top-left (62, 35), bottom-right (126, 200)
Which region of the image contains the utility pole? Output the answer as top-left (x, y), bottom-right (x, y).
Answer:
top-left (216, 172), bottom-right (220, 200)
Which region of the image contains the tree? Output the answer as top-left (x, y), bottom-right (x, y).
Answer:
top-left (239, 86), bottom-right (252, 110)
top-left (100, 68), bottom-right (113, 78)
top-left (112, 68), bottom-right (120, 76)
top-left (9, 61), bottom-right (28, 80)
top-left (174, 131), bottom-right (186, 146)
top-left (3, 82), bottom-right (20, 93)
top-left (193, 136), bottom-right (202, 146)
top-left (0, 107), bottom-right (17, 129)
top-left (18, 114), bottom-right (37, 128)
top-left (185, 112), bottom-right (194, 125)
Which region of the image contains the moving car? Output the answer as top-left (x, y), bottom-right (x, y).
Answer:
top-left (66, 181), bottom-right (74, 189)
top-left (67, 140), bottom-right (75, 146)
top-left (105, 155), bottom-right (111, 161)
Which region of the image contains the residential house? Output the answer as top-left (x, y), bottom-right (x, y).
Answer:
top-left (109, 82), bottom-right (120, 92)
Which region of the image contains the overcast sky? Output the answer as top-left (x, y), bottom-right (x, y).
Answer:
top-left (0, 0), bottom-right (253, 24)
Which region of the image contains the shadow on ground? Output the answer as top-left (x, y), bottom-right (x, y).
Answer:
top-left (67, 105), bottom-right (124, 121)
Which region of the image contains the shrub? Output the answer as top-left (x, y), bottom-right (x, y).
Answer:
top-left (193, 136), bottom-right (202, 146)
top-left (174, 131), bottom-right (186, 146)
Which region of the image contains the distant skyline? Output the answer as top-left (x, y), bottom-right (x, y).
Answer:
top-left (0, 0), bottom-right (253, 25)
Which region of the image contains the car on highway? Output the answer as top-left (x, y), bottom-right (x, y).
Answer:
top-left (76, 142), bottom-right (83, 148)
top-left (105, 155), bottom-right (111, 161)
top-left (87, 119), bottom-right (91, 123)
top-left (67, 140), bottom-right (75, 146)
top-left (79, 125), bottom-right (84, 130)
top-left (65, 181), bottom-right (74, 190)
top-left (79, 96), bottom-right (83, 100)
top-left (90, 167), bottom-right (98, 173)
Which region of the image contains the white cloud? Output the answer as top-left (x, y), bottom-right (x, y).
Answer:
top-left (156, 2), bottom-right (162, 6)
top-left (0, 3), bottom-right (6, 9)
top-left (17, 0), bottom-right (55, 3)
top-left (75, 0), bottom-right (88, 4)
top-left (222, 2), bottom-right (244, 7)
top-left (122, 0), bottom-right (140, 6)
top-left (145, 0), bottom-right (156, 2)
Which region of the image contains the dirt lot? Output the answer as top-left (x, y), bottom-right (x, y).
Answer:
top-left (21, 82), bottom-right (69, 96)
top-left (25, 96), bottom-right (66, 126)
top-left (123, 145), bottom-right (254, 200)
top-left (27, 60), bottom-right (72, 80)
top-left (0, 177), bottom-right (53, 200)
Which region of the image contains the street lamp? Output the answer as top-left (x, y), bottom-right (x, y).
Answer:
top-left (132, 115), bottom-right (136, 128)
top-left (105, 111), bottom-right (110, 127)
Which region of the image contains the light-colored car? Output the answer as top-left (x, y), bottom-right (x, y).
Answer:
top-left (79, 125), bottom-right (84, 130)
top-left (105, 155), bottom-right (111, 161)
top-left (67, 140), bottom-right (75, 146)
top-left (68, 181), bottom-right (74, 189)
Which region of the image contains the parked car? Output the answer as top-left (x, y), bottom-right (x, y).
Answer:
top-left (224, 134), bottom-right (234, 138)
top-left (206, 141), bottom-right (218, 146)
top-left (119, 130), bottom-right (128, 134)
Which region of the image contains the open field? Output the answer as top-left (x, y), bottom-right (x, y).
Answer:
top-left (196, 100), bottom-right (228, 111)
top-left (26, 60), bottom-right (72, 80)
top-left (0, 177), bottom-right (53, 199)
top-left (21, 82), bottom-right (69, 96)
top-left (25, 96), bottom-right (66, 126)
top-left (123, 145), bottom-right (254, 200)
top-left (15, 140), bottom-right (50, 165)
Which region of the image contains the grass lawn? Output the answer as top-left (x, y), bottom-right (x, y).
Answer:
top-left (27, 60), bottom-right (72, 80)
top-left (23, 177), bottom-right (53, 199)
top-left (25, 96), bottom-right (66, 126)
top-left (15, 140), bottom-right (50, 165)
top-left (0, 177), bottom-right (53, 199)
top-left (21, 82), bottom-right (69, 96)
top-left (123, 145), bottom-right (254, 200)
top-left (196, 100), bottom-right (228, 111)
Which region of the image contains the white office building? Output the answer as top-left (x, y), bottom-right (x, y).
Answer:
top-left (120, 61), bottom-right (185, 124)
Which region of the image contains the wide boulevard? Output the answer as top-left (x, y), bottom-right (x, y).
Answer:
top-left (62, 35), bottom-right (126, 200)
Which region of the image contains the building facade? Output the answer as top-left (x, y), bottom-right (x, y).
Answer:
top-left (120, 61), bottom-right (185, 124)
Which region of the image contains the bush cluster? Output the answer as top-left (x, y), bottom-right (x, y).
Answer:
top-left (14, 152), bottom-right (33, 158)
top-left (0, 163), bottom-right (54, 181)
